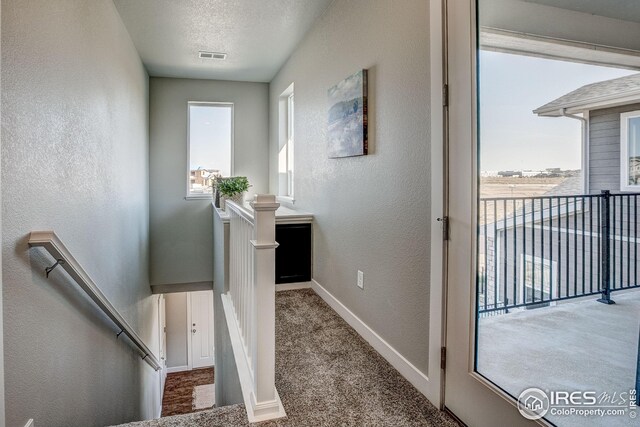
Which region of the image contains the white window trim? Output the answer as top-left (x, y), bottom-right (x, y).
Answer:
top-left (519, 254), bottom-right (557, 305)
top-left (287, 92), bottom-right (294, 199)
top-left (277, 84), bottom-right (295, 203)
top-left (277, 195), bottom-right (296, 205)
top-left (185, 101), bottom-right (234, 200)
top-left (620, 110), bottom-right (640, 192)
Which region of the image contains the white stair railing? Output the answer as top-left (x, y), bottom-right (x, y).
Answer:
top-left (220, 194), bottom-right (286, 422)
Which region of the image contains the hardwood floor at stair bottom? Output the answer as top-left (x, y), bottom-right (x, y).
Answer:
top-left (162, 367), bottom-right (215, 417)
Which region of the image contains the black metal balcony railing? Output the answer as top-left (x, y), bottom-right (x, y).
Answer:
top-left (477, 190), bottom-right (640, 316)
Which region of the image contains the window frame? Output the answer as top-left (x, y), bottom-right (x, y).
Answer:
top-left (277, 84), bottom-right (295, 203)
top-left (519, 254), bottom-right (557, 305)
top-left (286, 92), bottom-right (294, 198)
top-left (185, 101), bottom-right (234, 200)
top-left (620, 110), bottom-right (640, 192)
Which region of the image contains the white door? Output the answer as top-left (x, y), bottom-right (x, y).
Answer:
top-left (443, 1), bottom-right (536, 425)
top-left (190, 290), bottom-right (215, 369)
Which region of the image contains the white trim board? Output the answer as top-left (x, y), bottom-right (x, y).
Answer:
top-left (310, 279), bottom-right (437, 404)
top-left (166, 365), bottom-right (190, 374)
top-left (275, 281), bottom-right (312, 292)
top-left (427, 0), bottom-right (445, 409)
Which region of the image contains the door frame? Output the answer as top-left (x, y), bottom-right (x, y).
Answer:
top-left (186, 293), bottom-right (193, 370)
top-left (440, 0), bottom-right (548, 425)
top-left (158, 294), bottom-right (167, 391)
top-left (428, 0), bottom-right (447, 410)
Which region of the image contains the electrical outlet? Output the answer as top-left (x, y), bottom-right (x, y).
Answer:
top-left (357, 270), bottom-right (364, 289)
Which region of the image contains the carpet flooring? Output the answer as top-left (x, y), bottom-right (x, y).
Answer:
top-left (161, 368), bottom-right (215, 416)
top-left (116, 289), bottom-right (458, 427)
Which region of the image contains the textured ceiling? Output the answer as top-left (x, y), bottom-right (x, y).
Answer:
top-left (113, 0), bottom-right (333, 82)
top-left (525, 0), bottom-right (640, 24)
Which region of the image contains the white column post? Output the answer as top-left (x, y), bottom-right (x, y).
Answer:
top-left (249, 194), bottom-right (280, 411)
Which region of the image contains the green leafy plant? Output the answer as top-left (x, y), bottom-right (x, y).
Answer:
top-left (215, 176), bottom-right (251, 197)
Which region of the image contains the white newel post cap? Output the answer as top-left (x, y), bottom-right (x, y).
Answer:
top-left (250, 194), bottom-right (280, 248)
top-left (250, 194), bottom-right (280, 211)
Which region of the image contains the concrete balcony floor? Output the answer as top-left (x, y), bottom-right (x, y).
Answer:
top-left (477, 290), bottom-right (640, 427)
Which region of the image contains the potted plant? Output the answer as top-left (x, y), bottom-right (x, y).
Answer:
top-left (215, 176), bottom-right (251, 210)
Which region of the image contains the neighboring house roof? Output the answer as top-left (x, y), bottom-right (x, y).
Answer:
top-left (489, 176), bottom-right (585, 233)
top-left (534, 73), bottom-right (640, 117)
top-left (542, 175), bottom-right (583, 196)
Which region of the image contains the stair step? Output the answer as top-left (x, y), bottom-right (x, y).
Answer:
top-left (111, 404), bottom-right (249, 427)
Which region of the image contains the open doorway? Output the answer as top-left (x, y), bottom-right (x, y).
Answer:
top-left (162, 290), bottom-right (215, 417)
top-left (443, 1), bottom-right (640, 426)
top-left (475, 47), bottom-right (639, 427)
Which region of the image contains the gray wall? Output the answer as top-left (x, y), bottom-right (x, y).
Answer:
top-left (589, 103), bottom-right (640, 193)
top-left (149, 78), bottom-right (269, 286)
top-left (0, 1), bottom-right (4, 422)
top-left (269, 0), bottom-right (431, 372)
top-left (1, 1), bottom-right (160, 426)
top-left (165, 292), bottom-right (188, 368)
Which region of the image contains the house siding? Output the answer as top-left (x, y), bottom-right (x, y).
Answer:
top-left (588, 103), bottom-right (640, 193)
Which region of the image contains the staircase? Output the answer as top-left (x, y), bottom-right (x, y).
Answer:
top-left (115, 404), bottom-right (248, 427)
top-left (114, 289), bottom-right (458, 427)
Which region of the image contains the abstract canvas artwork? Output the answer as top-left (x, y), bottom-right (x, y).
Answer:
top-left (327, 69), bottom-right (368, 158)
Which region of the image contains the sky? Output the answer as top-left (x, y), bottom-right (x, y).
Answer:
top-left (479, 51), bottom-right (637, 171)
top-left (189, 104), bottom-right (232, 176)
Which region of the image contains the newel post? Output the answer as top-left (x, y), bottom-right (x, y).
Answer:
top-left (598, 190), bottom-right (615, 305)
top-left (250, 194), bottom-right (280, 408)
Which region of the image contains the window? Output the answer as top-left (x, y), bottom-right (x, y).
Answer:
top-left (278, 84), bottom-right (294, 200)
top-left (520, 255), bottom-right (556, 304)
top-left (187, 102), bottom-right (233, 198)
top-left (621, 110), bottom-right (640, 191)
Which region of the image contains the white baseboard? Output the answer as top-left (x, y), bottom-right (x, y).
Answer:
top-left (166, 365), bottom-right (190, 374)
top-left (275, 281), bottom-right (312, 291)
top-left (310, 279), bottom-right (435, 401)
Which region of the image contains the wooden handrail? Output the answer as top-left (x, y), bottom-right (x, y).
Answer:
top-left (28, 231), bottom-right (161, 371)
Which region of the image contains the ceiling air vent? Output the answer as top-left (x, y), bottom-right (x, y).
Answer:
top-left (199, 51), bottom-right (227, 60)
